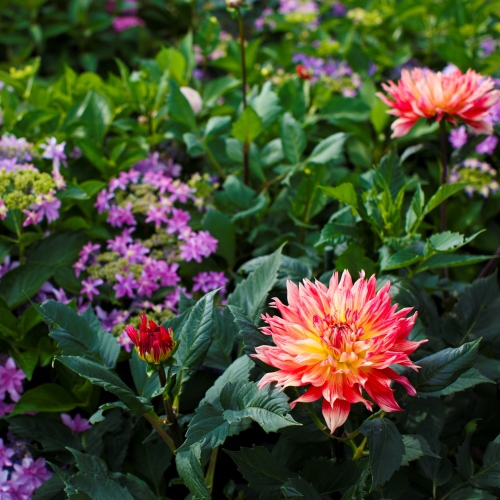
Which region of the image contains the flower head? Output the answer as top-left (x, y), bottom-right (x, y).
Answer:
top-left (125, 314), bottom-right (176, 364)
top-left (377, 68), bottom-right (500, 137)
top-left (252, 270), bottom-right (422, 433)
top-left (296, 64), bottom-right (312, 80)
top-left (61, 413), bottom-right (92, 433)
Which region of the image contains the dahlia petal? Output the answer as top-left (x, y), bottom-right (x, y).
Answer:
top-left (322, 398), bottom-right (350, 433)
top-left (290, 385), bottom-right (323, 408)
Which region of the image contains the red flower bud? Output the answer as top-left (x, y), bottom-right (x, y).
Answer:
top-left (296, 64), bottom-right (312, 80)
top-left (125, 314), bottom-right (176, 364)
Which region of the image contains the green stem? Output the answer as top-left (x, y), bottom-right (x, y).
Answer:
top-left (439, 120), bottom-right (449, 280)
top-left (205, 446), bottom-right (219, 494)
top-left (158, 365), bottom-right (184, 449)
top-left (142, 412), bottom-right (177, 454)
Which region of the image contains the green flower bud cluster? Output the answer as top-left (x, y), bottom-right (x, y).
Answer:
top-left (0, 168), bottom-right (55, 211)
top-left (346, 8), bottom-right (383, 27)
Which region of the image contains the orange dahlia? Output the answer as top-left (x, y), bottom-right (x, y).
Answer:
top-left (252, 271), bottom-right (423, 433)
top-left (376, 68), bottom-right (500, 138)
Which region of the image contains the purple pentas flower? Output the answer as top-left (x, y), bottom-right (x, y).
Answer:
top-left (40, 137), bottom-right (66, 170)
top-left (61, 413), bottom-right (92, 433)
top-left (192, 271), bottom-right (229, 293)
top-left (107, 202), bottom-right (136, 227)
top-left (114, 273), bottom-right (138, 299)
top-left (124, 242), bottom-right (149, 264)
top-left (145, 205), bottom-right (169, 228)
top-left (166, 208), bottom-right (191, 234)
top-left (95, 307), bottom-right (129, 332)
top-left (0, 257), bottom-right (19, 279)
top-left (117, 330), bottom-right (134, 352)
top-left (80, 276), bottom-right (103, 301)
top-left (137, 273), bottom-right (160, 297)
top-left (168, 180), bottom-right (195, 203)
top-left (180, 231), bottom-right (218, 263)
top-left (30, 190), bottom-right (61, 224)
top-left (449, 126), bottom-right (468, 149)
top-left (0, 358), bottom-right (26, 403)
top-left (107, 228), bottom-right (135, 255)
top-left (95, 189), bottom-right (114, 213)
top-left (156, 261), bottom-right (181, 287)
top-left (476, 135), bottom-right (498, 156)
top-left (10, 457), bottom-right (52, 493)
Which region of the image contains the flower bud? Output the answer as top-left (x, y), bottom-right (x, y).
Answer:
top-left (125, 314), bottom-right (176, 364)
top-left (296, 64), bottom-right (312, 80)
top-left (180, 86), bottom-right (203, 116)
top-left (225, 0), bottom-right (244, 8)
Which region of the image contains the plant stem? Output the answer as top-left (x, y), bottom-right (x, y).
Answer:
top-left (205, 446), bottom-right (219, 494)
top-left (237, 9), bottom-right (249, 185)
top-left (158, 365), bottom-right (183, 449)
top-left (439, 120), bottom-right (448, 234)
top-left (142, 412), bottom-right (177, 454)
top-left (477, 246), bottom-right (500, 279)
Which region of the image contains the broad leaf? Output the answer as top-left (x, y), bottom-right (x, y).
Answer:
top-left (469, 435), bottom-right (500, 488)
top-left (175, 443), bottom-right (211, 499)
top-left (423, 184), bottom-right (465, 215)
top-left (320, 182), bottom-right (358, 208)
top-left (231, 105), bottom-right (263, 144)
top-left (307, 133), bottom-right (347, 165)
top-left (280, 113), bottom-right (306, 165)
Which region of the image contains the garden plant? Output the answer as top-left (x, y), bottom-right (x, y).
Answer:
top-left (0, 0), bottom-right (500, 498)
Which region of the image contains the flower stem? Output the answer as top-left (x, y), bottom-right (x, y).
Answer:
top-left (477, 246), bottom-right (500, 279)
top-left (158, 365), bottom-right (184, 449)
top-left (205, 446), bottom-right (219, 494)
top-left (439, 120), bottom-right (448, 234)
top-left (142, 412), bottom-right (176, 454)
top-left (237, 9), bottom-right (249, 185)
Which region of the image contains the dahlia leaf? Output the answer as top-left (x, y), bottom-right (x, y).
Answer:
top-left (54, 355), bottom-right (153, 414)
top-left (167, 81), bottom-right (197, 131)
top-left (320, 182), bottom-right (358, 208)
top-left (173, 288), bottom-right (218, 373)
top-left (226, 445), bottom-right (291, 498)
top-left (380, 248), bottom-right (422, 271)
top-left (231, 105), bottom-right (263, 144)
top-left (220, 380), bottom-right (300, 433)
top-left (423, 183), bottom-right (465, 215)
top-left (417, 254), bottom-right (492, 273)
top-left (420, 368), bottom-right (494, 397)
top-left (280, 112), bottom-right (306, 165)
top-left (204, 115), bottom-right (232, 142)
top-left (175, 443), bottom-right (211, 500)
top-left (129, 350), bottom-right (161, 399)
top-left (307, 132), bottom-right (347, 165)
top-left (469, 435), bottom-right (500, 489)
top-left (227, 245), bottom-right (283, 324)
top-left (359, 418), bottom-right (405, 490)
top-left (401, 435), bottom-right (439, 466)
top-left (407, 338), bottom-right (481, 393)
top-left (456, 421), bottom-right (477, 481)
top-left (251, 81), bottom-right (282, 128)
top-left (281, 477), bottom-right (322, 499)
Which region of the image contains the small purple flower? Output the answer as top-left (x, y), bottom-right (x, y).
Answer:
top-left (107, 228), bottom-right (135, 255)
top-left (449, 126), bottom-right (468, 149)
top-left (156, 261), bottom-right (181, 287)
top-left (112, 15), bottom-right (145, 32)
top-left (107, 203), bottom-right (136, 227)
top-left (332, 1), bottom-right (346, 16)
top-left (179, 231), bottom-right (217, 263)
top-left (192, 271), bottom-right (229, 293)
top-left (117, 330), bottom-right (134, 352)
top-left (22, 209), bottom-right (42, 227)
top-left (124, 242), bottom-right (150, 264)
top-left (95, 189), bottom-right (114, 214)
top-left (40, 137), bottom-right (66, 170)
top-left (480, 38), bottom-right (496, 57)
top-left (168, 181), bottom-right (195, 203)
top-left (137, 274), bottom-right (160, 297)
top-left (80, 276), bottom-right (103, 301)
top-left (80, 241), bottom-right (101, 262)
top-left (30, 190), bottom-right (61, 224)
top-left (95, 307), bottom-right (129, 332)
top-left (166, 208), bottom-right (191, 234)
top-left (0, 256), bottom-right (19, 280)
top-left (0, 401), bottom-right (14, 416)
top-left (145, 205), bottom-right (169, 228)
top-left (475, 135), bottom-right (498, 156)
top-left (0, 439), bottom-right (15, 468)
top-left (0, 358), bottom-right (26, 402)
top-left (113, 273), bottom-right (138, 299)
top-left (61, 413), bottom-right (92, 433)
top-left (10, 457), bottom-right (52, 492)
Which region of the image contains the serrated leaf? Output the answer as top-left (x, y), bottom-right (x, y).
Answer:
top-left (381, 248), bottom-right (422, 271)
top-left (428, 231), bottom-right (465, 252)
top-left (281, 477), bottom-right (323, 499)
top-left (227, 245), bottom-right (283, 324)
top-left (320, 182), bottom-right (358, 208)
top-left (401, 435), bottom-right (438, 466)
top-left (220, 380), bottom-right (299, 433)
top-left (67, 448), bottom-right (109, 476)
top-left (204, 115), bottom-right (231, 142)
top-left (280, 113), bottom-right (306, 165)
top-left (54, 356), bottom-right (152, 414)
top-left (176, 443), bottom-right (211, 499)
top-left (251, 82), bottom-right (282, 128)
top-left (226, 445), bottom-right (290, 498)
top-left (405, 184), bottom-right (425, 234)
top-left (421, 368), bottom-right (494, 397)
top-left (231, 105), bottom-right (263, 144)
top-left (423, 183), bottom-right (465, 215)
top-left (229, 305), bottom-right (274, 356)
top-left (174, 289), bottom-right (218, 372)
top-left (406, 339), bottom-right (481, 393)
top-left (359, 418), bottom-right (405, 490)
top-left (417, 254), bottom-right (492, 272)
top-left (307, 133), bottom-right (347, 165)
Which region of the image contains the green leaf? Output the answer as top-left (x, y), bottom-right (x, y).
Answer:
top-left (77, 91), bottom-right (113, 144)
top-left (307, 133), bottom-right (347, 165)
top-left (202, 209), bottom-right (235, 267)
top-left (0, 264), bottom-right (53, 309)
top-left (405, 184), bottom-right (425, 234)
top-left (129, 350), bottom-right (161, 399)
top-left (36, 301), bottom-right (119, 368)
top-left (281, 477), bottom-right (323, 499)
top-left (231, 105), bottom-right (263, 144)
top-left (423, 184), bottom-right (465, 215)
top-left (220, 380), bottom-right (299, 433)
top-left (470, 435), bottom-right (500, 488)
top-left (204, 115), bottom-right (231, 142)
top-left (251, 82), bottom-right (282, 128)
top-left (74, 138), bottom-right (108, 173)
top-left (280, 113), bottom-right (306, 165)
top-left (26, 231), bottom-right (88, 268)
top-left (320, 182), bottom-right (358, 208)
top-left (174, 289), bottom-right (218, 372)
top-left (428, 231), bottom-right (465, 252)
top-left (156, 47), bottom-right (186, 84)
top-left (183, 132), bottom-right (205, 156)
top-left (406, 339), bottom-right (481, 393)
top-left (421, 368), bottom-right (494, 397)
top-left (67, 448), bottom-right (109, 476)
top-left (167, 81), bottom-right (197, 130)
top-left (456, 421), bottom-right (477, 481)
top-left (10, 384), bottom-right (80, 417)
top-left (401, 435), bottom-right (438, 466)
top-left (359, 418), bottom-right (405, 490)
top-left (175, 443), bottom-right (211, 499)
top-left (229, 305), bottom-right (273, 356)
top-left (260, 138), bottom-right (284, 167)
top-left (226, 445), bottom-right (291, 498)
top-left (54, 356), bottom-right (152, 414)
top-left (227, 245), bottom-right (283, 324)
top-left (417, 254), bottom-right (492, 273)
top-left (381, 248), bottom-right (422, 271)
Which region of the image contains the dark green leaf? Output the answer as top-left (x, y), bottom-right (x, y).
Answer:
top-left (175, 443), bottom-right (211, 499)
top-left (470, 435), bottom-right (500, 488)
top-left (307, 133), bottom-right (347, 165)
top-left (320, 182), bottom-right (358, 208)
top-left (231, 105), bottom-right (263, 144)
top-left (280, 113), bottom-right (306, 165)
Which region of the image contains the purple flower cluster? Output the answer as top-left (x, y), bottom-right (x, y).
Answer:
top-left (0, 358), bottom-right (25, 416)
top-left (292, 53), bottom-right (361, 96)
top-left (23, 190), bottom-right (61, 227)
top-left (450, 158), bottom-right (499, 198)
top-left (0, 135), bottom-right (33, 164)
top-left (39, 137), bottom-right (67, 189)
top-left (192, 271), bottom-right (229, 294)
top-left (107, 0), bottom-right (144, 32)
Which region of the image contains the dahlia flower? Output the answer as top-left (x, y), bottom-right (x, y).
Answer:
top-left (125, 314), bottom-right (176, 364)
top-left (377, 68), bottom-right (500, 137)
top-left (253, 271), bottom-right (423, 433)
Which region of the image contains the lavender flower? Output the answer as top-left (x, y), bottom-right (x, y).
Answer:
top-left (61, 413), bottom-right (92, 433)
top-left (40, 137), bottom-right (66, 170)
top-left (0, 358), bottom-right (26, 403)
top-left (449, 126), bottom-right (468, 149)
top-left (476, 135), bottom-right (498, 156)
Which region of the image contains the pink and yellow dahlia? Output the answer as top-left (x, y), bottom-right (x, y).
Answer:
top-left (377, 68), bottom-right (500, 137)
top-left (253, 271), bottom-right (423, 433)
